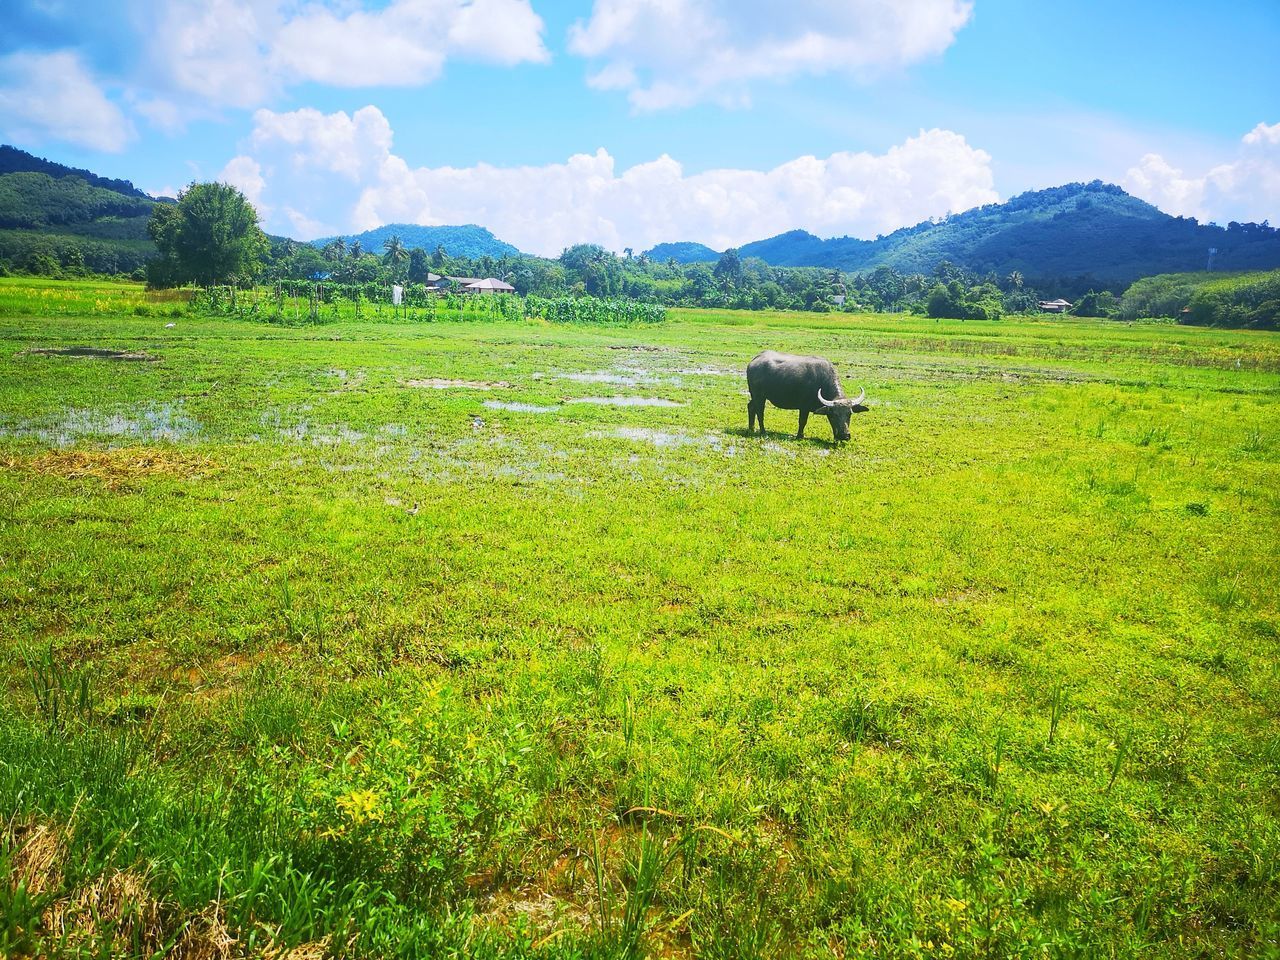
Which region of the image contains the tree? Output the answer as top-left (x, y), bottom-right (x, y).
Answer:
top-left (324, 237), bottom-right (347, 262)
top-left (1072, 289), bottom-right (1118, 318)
top-left (407, 248), bottom-right (431, 283)
top-left (383, 235), bottom-right (407, 267)
top-left (147, 182), bottom-right (268, 286)
top-left (349, 240), bottom-right (363, 259)
top-left (714, 248), bottom-right (743, 286)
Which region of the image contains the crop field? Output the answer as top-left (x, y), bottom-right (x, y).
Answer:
top-left (1, 279), bottom-right (1278, 959)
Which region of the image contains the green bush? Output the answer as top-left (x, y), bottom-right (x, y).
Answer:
top-left (1120, 269), bottom-right (1280, 327)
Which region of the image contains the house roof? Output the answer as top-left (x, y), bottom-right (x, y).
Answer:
top-left (448, 276), bottom-right (482, 285)
top-left (465, 278), bottom-right (516, 291)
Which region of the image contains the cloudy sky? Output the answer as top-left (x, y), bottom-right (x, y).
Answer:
top-left (2, 0), bottom-right (1278, 255)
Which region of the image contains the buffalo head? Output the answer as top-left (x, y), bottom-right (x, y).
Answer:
top-left (816, 386), bottom-right (869, 441)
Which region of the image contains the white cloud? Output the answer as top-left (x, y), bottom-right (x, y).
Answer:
top-left (568, 0), bottom-right (973, 111)
top-left (154, 0), bottom-right (280, 109)
top-left (218, 155), bottom-right (267, 209)
top-left (232, 105), bottom-right (997, 253)
top-left (131, 95), bottom-right (187, 134)
top-left (145, 0), bottom-right (547, 110)
top-left (250, 106), bottom-right (394, 180)
top-left (0, 50), bottom-right (133, 152)
top-left (1124, 122), bottom-right (1280, 225)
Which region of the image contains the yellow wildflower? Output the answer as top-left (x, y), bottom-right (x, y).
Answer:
top-left (337, 788), bottom-right (383, 825)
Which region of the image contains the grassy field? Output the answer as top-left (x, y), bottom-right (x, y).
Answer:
top-left (1, 278), bottom-right (1278, 958)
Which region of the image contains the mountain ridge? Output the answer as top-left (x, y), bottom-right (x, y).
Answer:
top-left (706, 181), bottom-right (1280, 283)
top-left (309, 223), bottom-right (520, 260)
top-left (3, 144), bottom-right (1280, 289)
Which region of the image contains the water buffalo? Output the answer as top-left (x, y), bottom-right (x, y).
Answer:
top-left (746, 350), bottom-right (868, 441)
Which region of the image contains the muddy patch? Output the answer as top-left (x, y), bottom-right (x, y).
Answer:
top-left (405, 378), bottom-right (511, 390)
top-left (569, 396), bottom-right (684, 408)
top-left (483, 400), bottom-right (561, 414)
top-left (23, 346), bottom-right (158, 361)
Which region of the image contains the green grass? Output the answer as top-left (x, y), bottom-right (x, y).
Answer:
top-left (1, 279), bottom-right (1279, 958)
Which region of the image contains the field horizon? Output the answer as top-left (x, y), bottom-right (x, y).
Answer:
top-left (1, 279), bottom-right (1278, 958)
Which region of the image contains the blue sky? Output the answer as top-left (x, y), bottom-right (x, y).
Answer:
top-left (2, 0), bottom-right (1277, 254)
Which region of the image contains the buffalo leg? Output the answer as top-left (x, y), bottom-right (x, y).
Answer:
top-left (748, 397), bottom-right (765, 434)
top-left (797, 409), bottom-right (808, 439)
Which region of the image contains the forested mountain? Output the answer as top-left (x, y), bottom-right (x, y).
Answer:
top-left (644, 241), bottom-right (721, 264)
top-left (0, 145), bottom-right (163, 275)
top-left (0, 145), bottom-right (152, 199)
top-left (0, 172), bottom-right (155, 230)
top-left (733, 182), bottom-right (1280, 286)
top-left (310, 224), bottom-right (519, 260)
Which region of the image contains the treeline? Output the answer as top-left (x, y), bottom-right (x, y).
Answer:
top-left (263, 237), bottom-right (1054, 317)
top-left (188, 281), bottom-right (667, 326)
top-left (0, 229), bottom-right (154, 277)
top-left (1118, 271), bottom-right (1280, 329)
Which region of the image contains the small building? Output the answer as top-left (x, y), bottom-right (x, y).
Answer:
top-left (1038, 298), bottom-right (1073, 313)
top-left (463, 278), bottom-right (516, 295)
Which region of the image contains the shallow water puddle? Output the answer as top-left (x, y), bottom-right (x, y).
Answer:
top-left (405, 378), bottom-right (511, 389)
top-left (277, 421), bottom-right (368, 445)
top-left (591, 426), bottom-right (723, 449)
top-left (2, 403), bottom-right (199, 445)
top-left (327, 368), bottom-right (368, 391)
top-left (569, 397), bottom-right (685, 407)
top-left (23, 346), bottom-right (158, 361)
top-left (678, 366), bottom-right (736, 376)
top-left (483, 400), bottom-right (561, 414)
top-left (558, 371), bottom-right (661, 386)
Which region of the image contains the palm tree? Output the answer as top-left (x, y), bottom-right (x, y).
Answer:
top-left (383, 236), bottom-right (407, 267)
top-left (324, 237), bottom-right (347, 262)
top-left (1006, 270), bottom-right (1024, 291)
top-left (350, 240), bottom-right (363, 260)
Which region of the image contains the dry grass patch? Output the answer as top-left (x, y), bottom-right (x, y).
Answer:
top-left (3, 817), bottom-right (330, 959)
top-left (5, 818), bottom-right (67, 898)
top-left (2, 448), bottom-right (218, 490)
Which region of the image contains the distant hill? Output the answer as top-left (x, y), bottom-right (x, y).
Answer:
top-left (735, 182), bottom-right (1280, 287)
top-left (5, 143), bottom-right (1279, 292)
top-left (311, 223), bottom-right (521, 259)
top-left (645, 241), bottom-right (720, 264)
top-left (0, 145), bottom-right (162, 275)
top-left (0, 145), bottom-right (153, 200)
